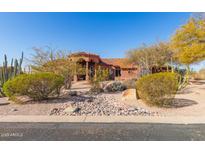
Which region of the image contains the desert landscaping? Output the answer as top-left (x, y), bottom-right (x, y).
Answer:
top-left (0, 81), bottom-right (154, 116)
top-left (0, 79), bottom-right (205, 118)
top-left (1, 15), bottom-right (205, 122)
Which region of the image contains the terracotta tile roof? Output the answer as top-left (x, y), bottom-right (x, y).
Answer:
top-left (69, 52), bottom-right (137, 69)
top-left (102, 58), bottom-right (137, 68)
top-left (69, 52), bottom-right (100, 59)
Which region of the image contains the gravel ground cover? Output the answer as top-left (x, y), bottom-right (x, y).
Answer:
top-left (50, 93), bottom-right (155, 116)
top-left (0, 92), bottom-right (155, 116)
top-left (1, 81), bottom-right (203, 117)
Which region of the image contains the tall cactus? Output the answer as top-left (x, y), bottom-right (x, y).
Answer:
top-left (4, 54), bottom-right (9, 81)
top-left (0, 52), bottom-right (24, 96)
top-left (18, 52), bottom-right (23, 74)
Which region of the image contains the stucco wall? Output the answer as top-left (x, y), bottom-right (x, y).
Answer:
top-left (120, 69), bottom-right (139, 80)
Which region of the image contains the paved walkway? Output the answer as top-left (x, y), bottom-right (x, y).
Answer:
top-left (1, 115), bottom-right (205, 124)
top-left (70, 81), bottom-right (91, 92)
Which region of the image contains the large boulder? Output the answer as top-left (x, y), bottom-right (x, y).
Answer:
top-left (122, 89), bottom-right (137, 101)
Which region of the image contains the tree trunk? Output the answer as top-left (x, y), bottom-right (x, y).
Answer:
top-left (171, 58), bottom-right (174, 73)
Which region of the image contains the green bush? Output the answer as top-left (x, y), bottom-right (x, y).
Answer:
top-left (3, 72), bottom-right (64, 101)
top-left (136, 72), bottom-right (179, 106)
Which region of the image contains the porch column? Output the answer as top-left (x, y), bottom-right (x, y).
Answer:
top-left (94, 63), bottom-right (97, 80)
top-left (86, 61), bottom-right (89, 81)
top-left (74, 63), bottom-right (78, 82)
top-left (113, 68), bottom-right (116, 80)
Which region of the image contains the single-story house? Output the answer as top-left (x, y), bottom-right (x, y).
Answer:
top-left (68, 52), bottom-right (139, 82)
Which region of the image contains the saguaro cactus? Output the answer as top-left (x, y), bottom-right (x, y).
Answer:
top-left (0, 52), bottom-right (24, 96)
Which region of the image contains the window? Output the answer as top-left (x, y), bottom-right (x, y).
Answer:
top-left (115, 69), bottom-right (121, 77)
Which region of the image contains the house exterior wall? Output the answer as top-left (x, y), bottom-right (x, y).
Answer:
top-left (69, 52), bottom-right (139, 82)
top-left (120, 68), bottom-right (139, 80)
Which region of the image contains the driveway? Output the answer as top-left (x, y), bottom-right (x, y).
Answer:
top-left (0, 122), bottom-right (205, 141)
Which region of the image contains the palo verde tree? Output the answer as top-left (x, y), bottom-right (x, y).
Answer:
top-left (170, 17), bottom-right (205, 87)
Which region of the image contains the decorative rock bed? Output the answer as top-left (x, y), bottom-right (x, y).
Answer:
top-left (50, 93), bottom-right (156, 116)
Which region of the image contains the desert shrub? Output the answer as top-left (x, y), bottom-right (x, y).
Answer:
top-left (104, 81), bottom-right (126, 92)
top-left (89, 85), bottom-right (104, 94)
top-left (3, 72), bottom-right (64, 101)
top-left (136, 72), bottom-right (179, 106)
top-left (191, 69), bottom-right (205, 80)
top-left (123, 79), bottom-right (137, 89)
top-left (90, 68), bottom-right (109, 93)
top-left (3, 74), bottom-right (30, 98)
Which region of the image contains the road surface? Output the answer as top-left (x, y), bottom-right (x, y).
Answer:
top-left (0, 122), bottom-right (205, 141)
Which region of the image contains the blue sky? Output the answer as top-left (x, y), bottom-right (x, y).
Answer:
top-left (0, 12), bottom-right (204, 70)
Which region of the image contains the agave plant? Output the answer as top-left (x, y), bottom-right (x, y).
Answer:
top-left (0, 52), bottom-right (24, 96)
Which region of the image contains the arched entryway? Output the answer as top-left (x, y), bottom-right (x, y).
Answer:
top-left (76, 58), bottom-right (86, 81)
top-left (73, 58), bottom-right (96, 82)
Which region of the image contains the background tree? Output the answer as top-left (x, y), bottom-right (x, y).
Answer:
top-left (30, 46), bottom-right (68, 69)
top-left (127, 44), bottom-right (152, 75)
top-left (30, 46), bottom-right (84, 89)
top-left (127, 42), bottom-right (173, 76)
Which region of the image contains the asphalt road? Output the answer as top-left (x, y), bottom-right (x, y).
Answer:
top-left (0, 122), bottom-right (205, 141)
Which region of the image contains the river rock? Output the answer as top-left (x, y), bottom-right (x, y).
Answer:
top-left (63, 106), bottom-right (80, 114)
top-left (50, 93), bottom-right (155, 116)
top-left (0, 102), bottom-right (10, 106)
top-left (11, 108), bottom-right (18, 112)
top-left (68, 91), bottom-right (78, 96)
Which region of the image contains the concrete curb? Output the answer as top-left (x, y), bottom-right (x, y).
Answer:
top-left (0, 115), bottom-right (205, 124)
